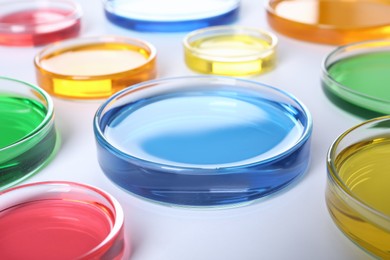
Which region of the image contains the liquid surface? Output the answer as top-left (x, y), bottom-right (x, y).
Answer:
top-left (40, 47), bottom-right (148, 76)
top-left (271, 0), bottom-right (390, 28)
top-left (0, 96), bottom-right (46, 148)
top-left (104, 93), bottom-right (304, 168)
top-left (0, 199), bottom-right (113, 259)
top-left (328, 51), bottom-right (390, 101)
top-left (109, 0), bottom-right (239, 21)
top-left (335, 136), bottom-right (390, 215)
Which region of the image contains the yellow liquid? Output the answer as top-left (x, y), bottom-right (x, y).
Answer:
top-left (36, 43), bottom-right (156, 99)
top-left (185, 35), bottom-right (275, 76)
top-left (327, 137), bottom-right (390, 258)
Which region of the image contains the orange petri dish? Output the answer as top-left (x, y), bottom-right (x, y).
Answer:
top-left (266, 0), bottom-right (390, 45)
top-left (34, 36), bottom-right (157, 100)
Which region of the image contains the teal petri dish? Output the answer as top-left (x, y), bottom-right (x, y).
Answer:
top-left (322, 39), bottom-right (390, 114)
top-left (94, 76), bottom-right (312, 207)
top-left (0, 77), bottom-right (58, 190)
top-left (103, 0), bottom-right (240, 32)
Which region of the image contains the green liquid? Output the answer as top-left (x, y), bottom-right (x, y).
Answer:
top-left (0, 96), bottom-right (57, 189)
top-left (327, 51), bottom-right (390, 113)
top-left (0, 96), bottom-right (46, 147)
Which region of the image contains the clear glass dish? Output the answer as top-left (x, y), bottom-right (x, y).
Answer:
top-left (322, 39), bottom-right (390, 115)
top-left (94, 76), bottom-right (312, 207)
top-left (266, 0), bottom-right (390, 45)
top-left (103, 0), bottom-right (240, 32)
top-left (0, 76), bottom-right (58, 190)
top-left (183, 26), bottom-right (277, 76)
top-left (326, 116), bottom-right (390, 258)
top-left (0, 0), bottom-right (82, 46)
top-left (0, 181), bottom-right (128, 259)
top-left (34, 35), bottom-right (157, 100)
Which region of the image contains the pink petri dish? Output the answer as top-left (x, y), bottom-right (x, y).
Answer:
top-left (0, 181), bottom-right (129, 260)
top-left (0, 0), bottom-right (82, 46)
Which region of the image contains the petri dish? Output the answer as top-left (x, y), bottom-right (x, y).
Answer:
top-left (183, 26), bottom-right (277, 76)
top-left (0, 0), bottom-right (82, 46)
top-left (326, 116), bottom-right (390, 258)
top-left (266, 0), bottom-right (390, 45)
top-left (322, 39), bottom-right (390, 115)
top-left (0, 181), bottom-right (128, 259)
top-left (103, 0), bottom-right (240, 32)
top-left (94, 76), bottom-right (312, 207)
top-left (0, 77), bottom-right (58, 190)
top-left (34, 36), bottom-right (157, 100)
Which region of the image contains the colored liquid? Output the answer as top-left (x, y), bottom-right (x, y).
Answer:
top-left (185, 35), bottom-right (275, 76)
top-left (97, 90), bottom-right (311, 206)
top-left (0, 9), bottom-right (80, 46)
top-left (267, 0), bottom-right (390, 44)
top-left (105, 0), bottom-right (239, 32)
top-left (0, 96), bottom-right (46, 147)
top-left (36, 42), bottom-right (156, 99)
top-left (0, 96), bottom-right (56, 189)
top-left (327, 137), bottom-right (390, 258)
top-left (0, 199), bottom-right (114, 259)
top-left (326, 51), bottom-right (390, 114)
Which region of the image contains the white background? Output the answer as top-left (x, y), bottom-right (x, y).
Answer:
top-left (0, 0), bottom-right (376, 259)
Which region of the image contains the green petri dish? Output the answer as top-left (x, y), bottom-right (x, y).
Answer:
top-left (322, 40), bottom-right (390, 114)
top-left (0, 77), bottom-right (58, 190)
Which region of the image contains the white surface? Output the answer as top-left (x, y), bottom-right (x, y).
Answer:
top-left (0, 0), bottom-right (374, 259)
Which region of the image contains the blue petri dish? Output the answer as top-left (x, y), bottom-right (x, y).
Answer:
top-left (94, 76), bottom-right (312, 207)
top-left (103, 0), bottom-right (240, 32)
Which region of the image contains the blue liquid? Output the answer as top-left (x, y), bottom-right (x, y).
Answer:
top-left (96, 90), bottom-right (311, 206)
top-left (104, 3), bottom-right (239, 32)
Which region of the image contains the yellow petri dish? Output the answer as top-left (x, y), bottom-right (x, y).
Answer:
top-left (183, 26), bottom-right (277, 76)
top-left (35, 36), bottom-right (157, 100)
top-left (326, 116), bottom-right (390, 258)
top-left (266, 0), bottom-right (390, 45)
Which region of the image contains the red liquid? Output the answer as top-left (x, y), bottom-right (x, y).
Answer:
top-left (0, 8), bottom-right (80, 46)
top-left (0, 199), bottom-right (115, 259)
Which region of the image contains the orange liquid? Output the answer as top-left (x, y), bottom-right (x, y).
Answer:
top-left (35, 42), bottom-right (156, 100)
top-left (267, 0), bottom-right (390, 45)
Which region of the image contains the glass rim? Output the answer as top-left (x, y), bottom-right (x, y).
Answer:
top-left (0, 181), bottom-right (125, 258)
top-left (34, 35), bottom-right (157, 79)
top-left (94, 75), bottom-right (312, 172)
top-left (321, 39), bottom-right (390, 105)
top-left (183, 26), bottom-right (278, 61)
top-left (327, 115), bottom-right (390, 221)
top-left (0, 76), bottom-right (54, 151)
top-left (265, 0), bottom-right (390, 30)
top-left (0, 0), bottom-right (82, 32)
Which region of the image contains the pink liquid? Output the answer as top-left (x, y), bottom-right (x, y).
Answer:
top-left (0, 199), bottom-right (114, 259)
top-left (0, 8), bottom-right (80, 46)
